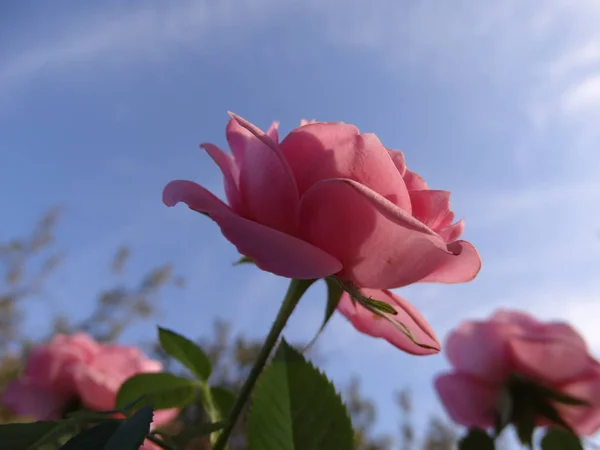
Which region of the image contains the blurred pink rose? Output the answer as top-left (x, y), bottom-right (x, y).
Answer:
top-left (337, 288), bottom-right (440, 355)
top-left (2, 333), bottom-right (178, 440)
top-left (163, 114), bottom-right (481, 290)
top-left (2, 333), bottom-right (99, 419)
top-left (435, 310), bottom-right (600, 435)
top-left (73, 344), bottom-right (162, 411)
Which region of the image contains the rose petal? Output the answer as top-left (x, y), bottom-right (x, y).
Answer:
top-left (226, 117), bottom-right (279, 165)
top-left (409, 190), bottom-right (452, 231)
top-left (298, 178), bottom-right (480, 288)
top-left (280, 122), bottom-right (411, 211)
top-left (200, 143), bottom-right (243, 214)
top-left (76, 346), bottom-right (164, 411)
top-left (403, 169), bottom-right (428, 190)
top-left (337, 288), bottom-right (439, 355)
top-left (1, 379), bottom-right (67, 420)
top-left (24, 333), bottom-right (99, 395)
top-left (542, 322), bottom-right (589, 347)
top-left (437, 219), bottom-right (465, 243)
top-left (558, 371), bottom-right (600, 436)
top-left (152, 408), bottom-right (180, 428)
top-left (163, 180), bottom-right (231, 215)
top-left (226, 114), bottom-right (298, 234)
top-left (490, 310), bottom-right (540, 328)
top-left (163, 180), bottom-right (342, 279)
top-left (75, 369), bottom-right (117, 411)
top-left (387, 149), bottom-right (407, 176)
top-left (493, 311), bottom-right (586, 350)
top-left (435, 373), bottom-right (499, 429)
top-left (438, 210), bottom-right (455, 229)
top-left (508, 337), bottom-right (590, 384)
top-left (96, 346), bottom-right (163, 377)
top-left (141, 442), bottom-right (162, 450)
top-left (446, 321), bottom-right (516, 382)
top-left (53, 333), bottom-right (101, 356)
top-left (266, 121), bottom-right (279, 143)
top-left (417, 240), bottom-right (481, 284)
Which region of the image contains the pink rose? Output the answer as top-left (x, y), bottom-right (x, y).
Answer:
top-left (435, 310), bottom-right (600, 435)
top-left (2, 333), bottom-right (100, 419)
top-left (163, 113), bottom-right (481, 290)
top-left (2, 333), bottom-right (178, 438)
top-left (73, 345), bottom-right (162, 411)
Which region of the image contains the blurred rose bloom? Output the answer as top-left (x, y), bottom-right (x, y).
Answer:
top-left (435, 310), bottom-right (600, 435)
top-left (2, 333), bottom-right (178, 447)
top-left (164, 114), bottom-right (481, 354)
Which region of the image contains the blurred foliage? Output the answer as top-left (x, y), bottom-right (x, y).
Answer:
top-left (0, 207), bottom-right (63, 352)
top-left (0, 209), bottom-right (456, 449)
top-left (0, 208), bottom-right (183, 424)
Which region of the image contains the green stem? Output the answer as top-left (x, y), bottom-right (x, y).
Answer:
top-left (200, 382), bottom-right (220, 445)
top-left (212, 278), bottom-right (315, 450)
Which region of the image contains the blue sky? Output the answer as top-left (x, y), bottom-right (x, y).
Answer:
top-left (2, 0), bottom-right (600, 445)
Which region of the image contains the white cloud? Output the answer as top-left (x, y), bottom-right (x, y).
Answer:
top-left (306, 0), bottom-right (600, 170)
top-left (557, 293), bottom-right (600, 354)
top-left (561, 74), bottom-right (600, 115)
top-left (462, 179), bottom-right (600, 228)
top-left (4, 1), bottom-right (596, 87)
top-left (549, 40), bottom-right (600, 79)
top-left (309, 1), bottom-right (566, 80)
top-left (6, 0), bottom-right (600, 124)
top-left (0, 0), bottom-right (283, 93)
